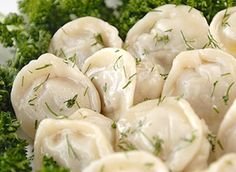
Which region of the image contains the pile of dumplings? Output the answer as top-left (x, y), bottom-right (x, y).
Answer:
top-left (11, 4), bottom-right (236, 172)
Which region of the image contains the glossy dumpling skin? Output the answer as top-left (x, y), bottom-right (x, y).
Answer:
top-left (210, 7), bottom-right (236, 57)
top-left (82, 48), bottom-right (136, 120)
top-left (116, 97), bottom-right (210, 172)
top-left (215, 100), bottom-right (236, 158)
top-left (198, 154), bottom-right (236, 172)
top-left (11, 53), bottom-right (101, 138)
top-left (83, 151), bottom-right (169, 172)
top-left (162, 48), bottom-right (236, 133)
top-left (48, 16), bottom-right (123, 69)
top-left (70, 108), bottom-right (116, 146)
top-left (125, 4), bottom-right (209, 73)
top-left (134, 60), bottom-right (165, 104)
top-left (34, 110), bottom-right (114, 172)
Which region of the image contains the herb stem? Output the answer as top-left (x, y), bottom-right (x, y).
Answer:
top-left (35, 64), bottom-right (52, 70)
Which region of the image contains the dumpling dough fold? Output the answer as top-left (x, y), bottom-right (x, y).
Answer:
top-left (34, 109), bottom-right (115, 172)
top-left (210, 7), bottom-right (236, 57)
top-left (162, 48), bottom-right (236, 133)
top-left (49, 16), bottom-right (123, 69)
top-left (83, 151), bottom-right (169, 172)
top-left (11, 53), bottom-right (101, 138)
top-left (82, 48), bottom-right (136, 120)
top-left (116, 97), bottom-right (210, 172)
top-left (198, 154), bottom-right (236, 172)
top-left (125, 4), bottom-right (209, 73)
top-left (215, 99), bottom-right (236, 159)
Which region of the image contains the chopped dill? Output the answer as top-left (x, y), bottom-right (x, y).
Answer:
top-left (222, 9), bottom-right (230, 27)
top-left (103, 83), bottom-right (108, 93)
top-left (122, 80), bottom-right (132, 89)
top-left (45, 102), bottom-right (66, 119)
top-left (64, 94), bottom-right (78, 108)
top-left (222, 82), bottom-right (234, 105)
top-left (180, 30), bottom-right (195, 50)
top-left (33, 73), bottom-right (50, 92)
top-left (113, 55), bottom-right (122, 70)
top-left (66, 134), bottom-right (80, 160)
top-left (212, 105), bottom-right (220, 114)
top-left (35, 64), bottom-right (52, 70)
top-left (153, 33), bottom-right (169, 45)
top-left (91, 33), bottom-right (105, 47)
top-left (84, 64), bottom-right (91, 74)
top-left (211, 80), bottom-right (218, 97)
top-left (83, 86), bottom-right (89, 96)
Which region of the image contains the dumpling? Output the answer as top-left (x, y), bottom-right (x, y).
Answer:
top-left (82, 48), bottom-right (136, 120)
top-left (82, 151), bottom-right (169, 172)
top-left (48, 16), bottom-right (123, 69)
top-left (162, 48), bottom-right (236, 133)
top-left (34, 112), bottom-right (114, 172)
top-left (210, 7), bottom-right (236, 57)
top-left (11, 53), bottom-right (101, 138)
top-left (199, 154), bottom-right (236, 172)
top-left (125, 4), bottom-right (209, 73)
top-left (134, 60), bottom-right (165, 104)
top-left (215, 99), bottom-right (236, 159)
top-left (69, 108), bottom-right (116, 146)
top-left (116, 97), bottom-right (210, 172)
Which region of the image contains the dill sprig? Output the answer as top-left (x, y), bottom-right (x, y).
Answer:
top-left (160, 73), bottom-right (168, 80)
top-left (141, 131), bottom-right (164, 156)
top-left (103, 83), bottom-right (108, 93)
top-left (113, 55), bottom-right (122, 71)
top-left (221, 9), bottom-right (230, 27)
top-left (28, 96), bottom-right (37, 106)
top-left (207, 133), bottom-right (224, 152)
top-left (122, 73), bottom-right (136, 89)
top-left (211, 81), bottom-right (218, 97)
top-left (117, 140), bottom-right (137, 151)
top-left (64, 94), bottom-right (78, 108)
top-left (35, 63), bottom-right (52, 70)
top-left (45, 102), bottom-right (66, 119)
top-left (91, 33), bottom-right (105, 47)
top-left (203, 31), bottom-right (220, 49)
top-left (153, 33), bottom-right (169, 46)
top-left (66, 134), bottom-right (80, 160)
top-left (180, 30), bottom-right (195, 50)
top-left (222, 82), bottom-right (234, 105)
top-left (212, 105), bottom-right (220, 114)
top-left (83, 86), bottom-right (89, 96)
top-left (33, 73), bottom-right (50, 92)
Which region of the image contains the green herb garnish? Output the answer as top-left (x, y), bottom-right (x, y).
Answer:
top-left (91, 33), bottom-right (105, 47)
top-left (35, 64), bottom-right (52, 70)
top-left (64, 94), bottom-right (78, 108)
top-left (222, 82), bottom-right (234, 105)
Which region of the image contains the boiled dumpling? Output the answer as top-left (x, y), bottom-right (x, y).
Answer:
top-left (162, 48), bottom-right (236, 133)
top-left (215, 99), bottom-right (236, 159)
top-left (83, 151), bottom-right (169, 172)
top-left (34, 114), bottom-right (114, 172)
top-left (82, 48), bottom-right (136, 120)
top-left (210, 7), bottom-right (236, 57)
top-left (125, 4), bottom-right (209, 73)
top-left (199, 154), bottom-right (236, 172)
top-left (134, 60), bottom-right (165, 104)
top-left (116, 97), bottom-right (210, 172)
top-left (70, 108), bottom-right (116, 146)
top-left (48, 16), bottom-right (123, 69)
top-left (11, 53), bottom-right (101, 138)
